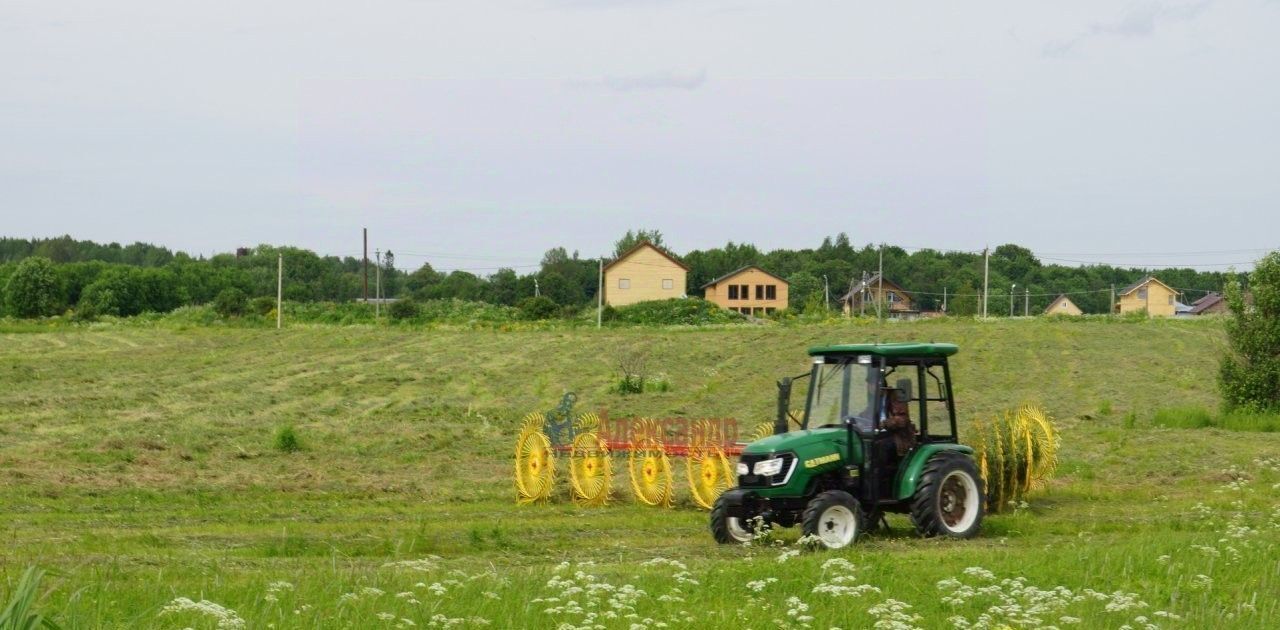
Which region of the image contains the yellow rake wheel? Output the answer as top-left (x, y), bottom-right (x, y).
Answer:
top-left (627, 419), bottom-right (673, 507)
top-left (514, 413), bottom-right (555, 504)
top-left (569, 431), bottom-right (612, 506)
top-left (747, 421), bottom-right (775, 443)
top-left (686, 446), bottom-right (734, 510)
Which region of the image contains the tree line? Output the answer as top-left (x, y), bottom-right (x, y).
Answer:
top-left (0, 232), bottom-right (1245, 319)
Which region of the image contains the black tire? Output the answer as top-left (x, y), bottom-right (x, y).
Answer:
top-left (710, 493), bottom-right (755, 544)
top-left (910, 452), bottom-right (984, 538)
top-left (801, 490), bottom-right (863, 549)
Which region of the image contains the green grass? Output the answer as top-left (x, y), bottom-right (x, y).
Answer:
top-left (1153, 406), bottom-right (1280, 432)
top-left (1, 316), bottom-right (1277, 628)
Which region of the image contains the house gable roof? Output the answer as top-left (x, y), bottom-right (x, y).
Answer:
top-left (603, 241), bottom-right (689, 273)
top-left (837, 272), bottom-right (910, 302)
top-left (698, 265), bottom-right (789, 290)
top-left (1043, 294), bottom-right (1080, 313)
top-left (1117, 275), bottom-right (1177, 297)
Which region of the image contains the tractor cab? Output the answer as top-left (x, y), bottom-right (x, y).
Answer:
top-left (711, 342), bottom-right (983, 549)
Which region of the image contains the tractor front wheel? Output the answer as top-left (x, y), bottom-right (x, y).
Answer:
top-left (910, 453), bottom-right (984, 538)
top-left (801, 490), bottom-right (863, 549)
top-left (710, 494), bottom-right (756, 544)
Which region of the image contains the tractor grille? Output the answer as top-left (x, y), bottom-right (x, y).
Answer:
top-left (737, 452), bottom-right (796, 488)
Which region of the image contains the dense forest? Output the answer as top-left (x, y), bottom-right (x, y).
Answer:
top-left (0, 233), bottom-right (1245, 319)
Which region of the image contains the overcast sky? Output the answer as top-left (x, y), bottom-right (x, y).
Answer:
top-left (2, 1), bottom-right (1277, 272)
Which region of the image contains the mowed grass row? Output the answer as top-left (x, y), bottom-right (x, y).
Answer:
top-left (1, 317), bottom-right (1277, 628)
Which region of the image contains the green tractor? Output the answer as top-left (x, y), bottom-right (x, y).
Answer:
top-left (711, 342), bottom-right (984, 549)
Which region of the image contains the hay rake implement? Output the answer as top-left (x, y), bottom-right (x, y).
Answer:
top-left (513, 393), bottom-right (769, 509)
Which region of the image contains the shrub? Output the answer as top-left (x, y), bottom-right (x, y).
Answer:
top-left (3, 257), bottom-right (62, 317)
top-left (518, 295), bottom-right (559, 320)
top-left (1219, 251), bottom-right (1280, 412)
top-left (614, 346), bottom-right (648, 394)
top-left (250, 296), bottom-right (276, 316)
top-left (78, 269), bottom-right (141, 317)
top-left (388, 298), bottom-right (421, 321)
top-left (611, 298), bottom-right (745, 326)
top-left (212, 287), bottom-right (248, 318)
top-left (969, 404), bottom-right (1059, 513)
top-left (274, 425), bottom-right (301, 453)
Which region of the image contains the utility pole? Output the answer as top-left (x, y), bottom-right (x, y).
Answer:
top-left (362, 228), bottom-right (368, 302)
top-left (375, 249), bottom-right (382, 318)
top-left (822, 275), bottom-right (830, 312)
top-left (942, 287), bottom-right (947, 314)
top-left (877, 245), bottom-right (884, 322)
top-left (534, 277), bottom-right (540, 297)
top-left (596, 258), bottom-right (603, 329)
top-left (276, 253), bottom-right (283, 329)
top-left (982, 247), bottom-right (990, 318)
top-left (1110, 284), bottom-right (1116, 315)
top-left (860, 271), bottom-right (867, 317)
top-left (1024, 287), bottom-right (1030, 317)
top-left (1009, 284), bottom-right (1016, 317)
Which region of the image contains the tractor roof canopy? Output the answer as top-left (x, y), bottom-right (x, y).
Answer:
top-left (807, 342), bottom-right (958, 359)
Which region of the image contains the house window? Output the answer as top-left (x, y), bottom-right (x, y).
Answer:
top-left (765, 307), bottom-right (776, 314)
top-left (662, 278), bottom-right (674, 290)
top-left (887, 292), bottom-right (899, 303)
top-left (728, 285), bottom-right (739, 300)
top-left (766, 285), bottom-right (777, 300)
top-left (755, 285), bottom-right (764, 300)
top-left (1060, 302), bottom-right (1068, 309)
top-left (739, 284), bottom-right (749, 300)
top-left (1138, 288), bottom-right (1147, 300)
top-left (618, 278), bottom-right (630, 290)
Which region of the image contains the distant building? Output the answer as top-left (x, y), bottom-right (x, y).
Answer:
top-left (839, 273), bottom-right (917, 318)
top-left (1044, 294), bottom-right (1083, 316)
top-left (1114, 276), bottom-right (1179, 317)
top-left (602, 241), bottom-right (689, 307)
top-left (701, 265), bottom-right (789, 316)
top-left (1185, 292), bottom-right (1229, 316)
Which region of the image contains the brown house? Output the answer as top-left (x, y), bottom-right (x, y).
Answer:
top-left (602, 242), bottom-right (689, 307)
top-left (1114, 276), bottom-right (1179, 317)
top-left (1186, 292), bottom-right (1229, 316)
top-left (1044, 294), bottom-right (1083, 316)
top-left (701, 265), bottom-right (789, 316)
top-left (839, 273), bottom-right (916, 317)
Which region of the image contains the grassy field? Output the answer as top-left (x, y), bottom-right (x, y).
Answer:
top-left (1, 317), bottom-right (1278, 628)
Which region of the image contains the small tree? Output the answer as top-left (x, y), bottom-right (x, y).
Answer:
top-left (213, 287), bottom-right (249, 318)
top-left (1219, 252), bottom-right (1280, 412)
top-left (388, 298), bottom-right (420, 321)
top-left (3, 256), bottom-right (62, 317)
top-left (518, 295), bottom-right (558, 320)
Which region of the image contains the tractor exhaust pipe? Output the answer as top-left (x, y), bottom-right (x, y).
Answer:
top-left (775, 377), bottom-right (792, 435)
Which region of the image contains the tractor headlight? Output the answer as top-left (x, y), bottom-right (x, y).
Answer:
top-left (736, 462), bottom-right (749, 476)
top-left (753, 457), bottom-right (786, 477)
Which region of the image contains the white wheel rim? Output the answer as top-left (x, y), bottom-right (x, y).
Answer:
top-left (817, 505), bottom-right (858, 548)
top-left (938, 470), bottom-right (979, 532)
top-left (725, 517), bottom-right (754, 542)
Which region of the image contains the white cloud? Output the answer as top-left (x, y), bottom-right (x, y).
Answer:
top-left (1044, 1), bottom-right (1213, 57)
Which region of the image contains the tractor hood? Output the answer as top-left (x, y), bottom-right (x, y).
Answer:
top-left (742, 427), bottom-right (848, 455)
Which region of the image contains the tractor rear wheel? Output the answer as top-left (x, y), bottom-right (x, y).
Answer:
top-left (801, 490), bottom-right (863, 549)
top-left (710, 494), bottom-right (755, 544)
top-left (910, 453), bottom-right (984, 538)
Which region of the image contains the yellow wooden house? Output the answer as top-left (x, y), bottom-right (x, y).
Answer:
top-left (1044, 294), bottom-right (1083, 316)
top-left (701, 265), bottom-right (789, 316)
top-left (1114, 276), bottom-right (1179, 317)
top-left (602, 242), bottom-right (689, 307)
